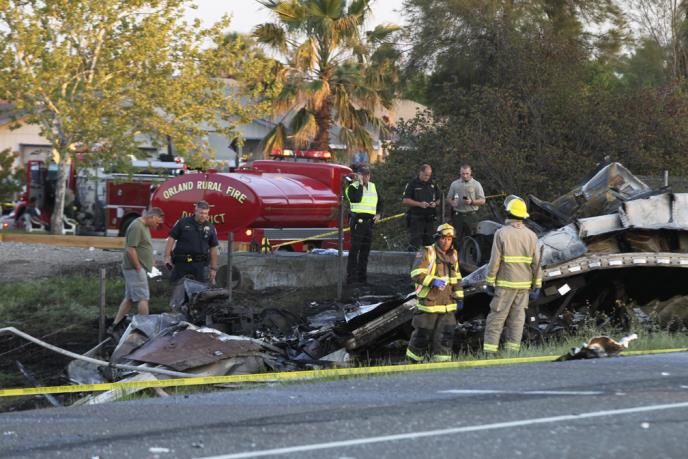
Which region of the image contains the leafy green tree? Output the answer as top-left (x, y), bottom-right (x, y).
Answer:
top-left (624, 0), bottom-right (688, 80)
top-left (618, 38), bottom-right (670, 88)
top-left (0, 148), bottom-right (23, 204)
top-left (254, 0), bottom-right (400, 156)
top-left (0, 0), bottom-right (276, 233)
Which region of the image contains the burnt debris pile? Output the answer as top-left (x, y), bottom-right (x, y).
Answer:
top-left (461, 162), bottom-right (688, 337)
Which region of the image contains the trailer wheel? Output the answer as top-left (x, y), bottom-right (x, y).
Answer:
top-left (460, 236), bottom-right (481, 269)
top-left (216, 265), bottom-right (241, 289)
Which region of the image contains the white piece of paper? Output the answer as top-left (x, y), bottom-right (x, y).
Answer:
top-left (557, 283), bottom-right (571, 296)
top-left (147, 266), bottom-right (162, 278)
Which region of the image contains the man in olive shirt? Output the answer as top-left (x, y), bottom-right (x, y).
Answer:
top-left (447, 164), bottom-right (485, 251)
top-left (111, 208), bottom-right (165, 331)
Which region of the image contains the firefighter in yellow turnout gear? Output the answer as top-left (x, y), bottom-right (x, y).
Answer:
top-left (483, 197), bottom-right (542, 354)
top-left (407, 223), bottom-right (464, 362)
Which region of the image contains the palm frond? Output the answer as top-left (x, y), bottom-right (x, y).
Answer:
top-left (338, 125), bottom-right (373, 153)
top-left (272, 81), bottom-right (301, 115)
top-left (260, 122), bottom-right (289, 156)
top-left (253, 23), bottom-right (288, 54)
top-left (352, 125), bottom-right (374, 152)
top-left (273, 1), bottom-right (308, 26)
top-left (334, 14), bottom-right (362, 38)
top-left (293, 36), bottom-right (318, 72)
top-left (366, 24), bottom-right (401, 44)
top-left (308, 0), bottom-right (345, 19)
top-left (307, 79), bottom-right (331, 111)
top-left (338, 126), bottom-right (357, 150)
top-left (352, 85), bottom-right (381, 112)
top-left (332, 84), bottom-right (353, 127)
top-left (347, 0), bottom-right (371, 18)
top-left (289, 107), bottom-right (318, 148)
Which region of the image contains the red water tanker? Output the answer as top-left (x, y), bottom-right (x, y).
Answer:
top-left (150, 160), bottom-right (353, 251)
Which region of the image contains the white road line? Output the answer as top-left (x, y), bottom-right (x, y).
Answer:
top-left (438, 389), bottom-right (603, 395)
top-left (194, 401), bottom-right (688, 459)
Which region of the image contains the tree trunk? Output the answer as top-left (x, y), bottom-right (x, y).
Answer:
top-left (314, 96), bottom-right (333, 151)
top-left (50, 150), bottom-right (68, 235)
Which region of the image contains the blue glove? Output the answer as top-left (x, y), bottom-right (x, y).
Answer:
top-left (529, 288), bottom-right (541, 302)
top-left (430, 278), bottom-right (447, 288)
top-left (455, 300), bottom-right (464, 311)
top-left (485, 285), bottom-right (495, 296)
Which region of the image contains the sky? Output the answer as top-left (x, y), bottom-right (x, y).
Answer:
top-left (184, 0), bottom-right (407, 33)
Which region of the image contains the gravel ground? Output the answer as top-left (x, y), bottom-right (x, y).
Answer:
top-left (0, 241), bottom-right (123, 283)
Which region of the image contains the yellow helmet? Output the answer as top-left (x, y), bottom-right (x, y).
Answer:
top-left (505, 196), bottom-right (529, 219)
top-left (434, 223), bottom-right (455, 239)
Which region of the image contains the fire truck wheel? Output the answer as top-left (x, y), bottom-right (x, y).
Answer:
top-left (118, 215), bottom-right (138, 237)
top-left (216, 265), bottom-right (241, 289)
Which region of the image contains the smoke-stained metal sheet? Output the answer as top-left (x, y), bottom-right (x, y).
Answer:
top-left (578, 214), bottom-right (623, 238)
top-left (125, 329), bottom-right (263, 371)
top-left (620, 193), bottom-right (672, 228)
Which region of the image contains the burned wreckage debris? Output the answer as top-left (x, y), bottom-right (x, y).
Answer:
top-left (461, 162), bottom-right (688, 337)
top-left (66, 281), bottom-right (420, 394)
top-left (63, 163), bottom-right (687, 394)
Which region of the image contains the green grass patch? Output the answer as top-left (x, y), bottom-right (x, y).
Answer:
top-left (0, 273), bottom-right (172, 336)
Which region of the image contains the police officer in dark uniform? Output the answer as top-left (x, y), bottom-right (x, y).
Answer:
top-left (163, 200), bottom-right (220, 284)
top-left (402, 164), bottom-right (441, 251)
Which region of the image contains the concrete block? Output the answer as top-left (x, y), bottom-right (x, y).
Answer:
top-left (219, 251), bottom-right (416, 290)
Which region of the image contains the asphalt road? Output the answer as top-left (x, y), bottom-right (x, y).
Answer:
top-left (1, 352), bottom-right (688, 459)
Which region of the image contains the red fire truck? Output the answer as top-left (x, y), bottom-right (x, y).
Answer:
top-left (149, 159), bottom-right (353, 251)
top-left (9, 157), bottom-right (184, 235)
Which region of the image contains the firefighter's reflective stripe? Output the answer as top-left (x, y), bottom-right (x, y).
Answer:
top-left (448, 274), bottom-right (461, 284)
top-left (502, 256), bottom-right (532, 263)
top-left (431, 355), bottom-right (452, 362)
top-left (349, 182), bottom-right (377, 215)
top-left (406, 348), bottom-right (424, 362)
top-left (410, 267), bottom-right (428, 277)
top-left (487, 277), bottom-right (535, 289)
top-left (260, 237), bottom-right (271, 253)
top-left (414, 246), bottom-right (436, 297)
top-left (452, 290), bottom-right (464, 299)
top-left (505, 341), bottom-right (521, 351)
top-left (483, 343), bottom-right (498, 353)
top-left (416, 303), bottom-right (457, 313)
top-left (496, 279), bottom-right (533, 289)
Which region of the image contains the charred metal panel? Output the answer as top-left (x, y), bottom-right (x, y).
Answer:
top-left (125, 329), bottom-right (263, 371)
top-left (344, 298), bottom-right (416, 350)
top-left (673, 193), bottom-right (688, 226)
top-left (578, 214), bottom-right (623, 238)
top-left (620, 193), bottom-right (672, 228)
top-left (540, 224), bottom-right (587, 266)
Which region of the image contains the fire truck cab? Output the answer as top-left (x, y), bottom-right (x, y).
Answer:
top-left (14, 157), bottom-right (184, 235)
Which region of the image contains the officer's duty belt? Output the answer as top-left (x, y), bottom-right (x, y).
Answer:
top-left (173, 254), bottom-right (208, 263)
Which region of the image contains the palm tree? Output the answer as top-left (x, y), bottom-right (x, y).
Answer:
top-left (254, 0), bottom-right (400, 157)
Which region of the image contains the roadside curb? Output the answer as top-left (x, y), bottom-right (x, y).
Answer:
top-left (1, 348), bottom-right (685, 398)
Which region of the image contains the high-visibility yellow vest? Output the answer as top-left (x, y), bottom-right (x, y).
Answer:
top-left (349, 182), bottom-right (378, 215)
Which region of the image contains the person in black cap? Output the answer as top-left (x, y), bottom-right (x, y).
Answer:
top-left (163, 200), bottom-right (219, 284)
top-left (402, 164), bottom-right (442, 251)
top-left (345, 165), bottom-right (383, 285)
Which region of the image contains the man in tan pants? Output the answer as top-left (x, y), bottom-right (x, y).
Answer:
top-left (483, 197), bottom-right (542, 354)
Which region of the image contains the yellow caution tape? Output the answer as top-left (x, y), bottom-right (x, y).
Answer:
top-left (270, 212), bottom-right (406, 250)
top-left (1, 348), bottom-right (685, 398)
